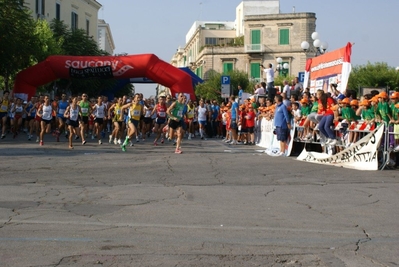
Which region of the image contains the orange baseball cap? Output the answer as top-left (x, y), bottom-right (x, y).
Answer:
top-left (350, 99), bottom-right (359, 106)
top-left (390, 92), bottom-right (399, 99)
top-left (378, 91), bottom-right (388, 99)
top-left (370, 96), bottom-right (379, 103)
top-left (359, 100), bottom-right (370, 106)
top-left (341, 98), bottom-right (350, 104)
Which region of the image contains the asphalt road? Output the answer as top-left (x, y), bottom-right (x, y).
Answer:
top-left (0, 134), bottom-right (398, 267)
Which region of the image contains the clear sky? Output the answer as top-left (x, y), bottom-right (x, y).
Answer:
top-left (98, 0), bottom-right (399, 97)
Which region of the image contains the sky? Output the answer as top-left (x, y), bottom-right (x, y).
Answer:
top-left (98, 0), bottom-right (399, 97)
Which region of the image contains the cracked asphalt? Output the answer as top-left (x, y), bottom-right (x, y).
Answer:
top-left (0, 136), bottom-right (398, 266)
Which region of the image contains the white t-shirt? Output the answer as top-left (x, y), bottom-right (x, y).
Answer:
top-left (293, 109), bottom-right (302, 119)
top-left (263, 68), bottom-right (274, 83)
top-left (197, 106), bottom-right (207, 121)
top-left (255, 87), bottom-right (265, 95)
top-left (283, 84), bottom-right (291, 98)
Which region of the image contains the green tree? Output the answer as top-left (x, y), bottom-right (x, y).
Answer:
top-left (195, 70), bottom-right (254, 101)
top-left (0, 0), bottom-right (40, 90)
top-left (348, 62), bottom-right (399, 92)
top-left (34, 19), bottom-right (63, 62)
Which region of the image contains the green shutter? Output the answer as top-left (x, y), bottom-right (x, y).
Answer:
top-left (223, 63), bottom-right (233, 74)
top-left (279, 29), bottom-right (289, 45)
top-left (195, 66), bottom-right (203, 78)
top-left (251, 30), bottom-right (261, 44)
top-left (250, 63), bottom-right (260, 79)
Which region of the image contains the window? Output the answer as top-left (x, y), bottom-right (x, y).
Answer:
top-left (279, 29), bottom-right (290, 45)
top-left (36, 0), bottom-right (45, 18)
top-left (223, 63), bottom-right (233, 74)
top-left (56, 3), bottom-right (60, 21)
top-left (205, 38), bottom-right (217, 45)
top-left (250, 63), bottom-right (261, 81)
top-left (86, 19), bottom-right (90, 35)
top-left (71, 12), bottom-right (78, 30)
top-left (250, 29), bottom-right (261, 50)
top-left (196, 66), bottom-right (203, 79)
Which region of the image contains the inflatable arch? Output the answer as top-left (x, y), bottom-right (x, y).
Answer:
top-left (100, 66), bottom-right (204, 100)
top-left (13, 54), bottom-right (195, 100)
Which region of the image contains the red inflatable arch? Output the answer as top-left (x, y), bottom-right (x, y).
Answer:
top-left (13, 54), bottom-right (195, 100)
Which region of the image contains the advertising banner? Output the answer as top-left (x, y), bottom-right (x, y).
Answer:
top-left (297, 124), bottom-right (384, 171)
top-left (304, 42), bottom-right (352, 94)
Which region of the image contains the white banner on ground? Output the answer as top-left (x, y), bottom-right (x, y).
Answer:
top-left (256, 117), bottom-right (295, 156)
top-left (297, 124), bottom-right (384, 171)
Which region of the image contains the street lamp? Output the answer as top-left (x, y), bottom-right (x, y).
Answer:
top-left (301, 32), bottom-right (329, 57)
top-left (276, 57), bottom-right (289, 76)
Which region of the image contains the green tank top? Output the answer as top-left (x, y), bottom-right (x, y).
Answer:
top-left (172, 101), bottom-right (185, 120)
top-left (79, 101), bottom-right (90, 116)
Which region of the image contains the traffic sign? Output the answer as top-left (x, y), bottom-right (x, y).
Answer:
top-left (221, 75), bottom-right (230, 98)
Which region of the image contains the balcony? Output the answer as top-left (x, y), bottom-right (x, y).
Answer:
top-left (245, 44), bottom-right (266, 53)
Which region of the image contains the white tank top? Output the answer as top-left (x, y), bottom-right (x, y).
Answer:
top-left (198, 106), bottom-right (207, 121)
top-left (94, 104), bottom-right (105, 118)
top-left (69, 105), bottom-right (79, 121)
top-left (42, 104), bottom-right (52, 120)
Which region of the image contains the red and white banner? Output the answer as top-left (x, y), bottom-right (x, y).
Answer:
top-left (304, 42), bottom-right (352, 94)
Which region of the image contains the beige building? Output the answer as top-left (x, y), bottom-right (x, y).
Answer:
top-left (24, 0), bottom-right (115, 55)
top-left (171, 0), bottom-right (316, 84)
top-left (98, 19), bottom-right (115, 55)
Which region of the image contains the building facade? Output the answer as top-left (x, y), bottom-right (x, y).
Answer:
top-left (24, 0), bottom-right (115, 55)
top-left (98, 19), bottom-right (115, 55)
top-left (171, 0), bottom-right (316, 85)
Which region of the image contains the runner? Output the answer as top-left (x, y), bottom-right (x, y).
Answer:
top-left (197, 98), bottom-right (208, 140)
top-left (185, 99), bottom-right (195, 140)
top-left (78, 93), bottom-right (90, 145)
top-left (24, 96), bottom-right (37, 141)
top-left (166, 93), bottom-right (186, 154)
top-left (151, 95), bottom-right (167, 146)
top-left (64, 96), bottom-right (83, 149)
top-left (10, 98), bottom-right (24, 138)
top-left (57, 94), bottom-right (69, 140)
top-left (91, 96), bottom-right (106, 145)
top-left (0, 90), bottom-right (10, 139)
top-left (37, 95), bottom-right (53, 146)
top-left (141, 99), bottom-right (153, 141)
top-left (120, 94), bottom-right (144, 152)
top-left (108, 97), bottom-right (124, 144)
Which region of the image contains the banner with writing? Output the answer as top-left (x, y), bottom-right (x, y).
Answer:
top-left (69, 66), bottom-right (114, 79)
top-left (297, 124), bottom-right (384, 171)
top-left (256, 117), bottom-right (295, 156)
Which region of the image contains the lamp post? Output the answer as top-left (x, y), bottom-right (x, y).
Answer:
top-left (276, 57), bottom-right (289, 76)
top-left (301, 32), bottom-right (329, 57)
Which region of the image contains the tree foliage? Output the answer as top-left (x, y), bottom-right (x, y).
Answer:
top-left (0, 0), bottom-right (40, 90)
top-left (195, 70), bottom-right (255, 101)
top-left (348, 62), bottom-right (399, 92)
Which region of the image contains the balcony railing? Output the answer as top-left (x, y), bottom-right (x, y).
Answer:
top-left (245, 44), bottom-right (265, 53)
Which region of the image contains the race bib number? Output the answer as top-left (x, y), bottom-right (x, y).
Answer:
top-left (81, 108), bottom-right (88, 113)
top-left (116, 110), bottom-right (121, 115)
top-left (158, 112), bottom-right (166, 117)
top-left (58, 108), bottom-right (65, 115)
top-left (177, 111), bottom-right (183, 117)
top-left (1, 105), bottom-right (7, 111)
top-left (133, 110), bottom-right (140, 116)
